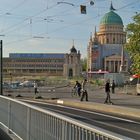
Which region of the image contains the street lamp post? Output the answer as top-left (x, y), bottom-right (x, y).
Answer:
top-left (0, 40), bottom-right (3, 95)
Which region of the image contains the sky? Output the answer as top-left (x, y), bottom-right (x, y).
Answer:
top-left (0, 0), bottom-right (140, 58)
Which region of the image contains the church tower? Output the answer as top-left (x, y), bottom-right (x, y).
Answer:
top-left (87, 27), bottom-right (99, 72)
top-left (63, 43), bottom-right (81, 77)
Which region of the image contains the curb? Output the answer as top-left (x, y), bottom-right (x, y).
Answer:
top-left (18, 97), bottom-right (140, 120)
top-left (49, 99), bottom-right (140, 120)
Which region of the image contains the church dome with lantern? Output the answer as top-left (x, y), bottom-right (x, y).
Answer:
top-left (97, 3), bottom-right (125, 45)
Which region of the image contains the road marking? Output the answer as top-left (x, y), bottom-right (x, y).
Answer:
top-left (19, 99), bottom-right (140, 125)
top-left (56, 105), bottom-right (140, 124)
top-left (57, 100), bottom-right (63, 104)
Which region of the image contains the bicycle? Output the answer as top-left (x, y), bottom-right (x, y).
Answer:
top-left (71, 87), bottom-right (78, 97)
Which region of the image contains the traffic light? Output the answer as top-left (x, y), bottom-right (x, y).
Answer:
top-left (80, 5), bottom-right (86, 14)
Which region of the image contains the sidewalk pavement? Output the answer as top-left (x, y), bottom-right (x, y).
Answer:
top-left (4, 86), bottom-right (140, 120)
top-left (17, 87), bottom-right (140, 120)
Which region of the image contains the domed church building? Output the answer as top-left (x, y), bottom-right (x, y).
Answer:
top-left (87, 3), bottom-right (130, 73)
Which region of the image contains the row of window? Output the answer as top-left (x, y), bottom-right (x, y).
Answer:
top-left (3, 69), bottom-right (63, 73)
top-left (99, 35), bottom-right (125, 44)
top-left (100, 26), bottom-right (122, 30)
top-left (7, 59), bottom-right (64, 63)
top-left (4, 64), bottom-right (64, 67)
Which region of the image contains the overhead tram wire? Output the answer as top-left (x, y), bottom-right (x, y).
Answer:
top-left (3, 0), bottom-right (99, 37)
top-left (4, 36), bottom-right (34, 46)
top-left (2, 16), bottom-right (66, 36)
top-left (0, 0), bottom-right (64, 35)
top-left (1, 0), bottom-right (89, 37)
top-left (4, 13), bottom-right (101, 45)
top-left (2, 1), bottom-right (92, 35)
top-left (3, 1), bottom-right (139, 45)
top-left (2, 19), bottom-right (31, 34)
top-left (114, 0), bottom-right (140, 12)
top-left (57, 2), bottom-right (75, 6)
top-left (3, 13), bottom-right (95, 43)
top-left (47, 1), bottom-right (90, 19)
top-left (0, 1), bottom-right (28, 34)
top-left (5, 0), bottom-right (28, 13)
top-left (3, 1), bottom-right (104, 44)
top-left (1, 18), bottom-right (132, 45)
top-left (2, 0), bottom-right (139, 35)
top-left (48, 0), bottom-right (140, 34)
top-left (0, 18), bottom-right (30, 34)
top-left (0, 0), bottom-right (114, 37)
top-left (4, 34), bottom-right (88, 46)
top-left (0, 0), bottom-right (28, 18)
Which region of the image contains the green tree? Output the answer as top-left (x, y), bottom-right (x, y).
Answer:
top-left (81, 57), bottom-right (87, 71)
top-left (125, 13), bottom-right (140, 74)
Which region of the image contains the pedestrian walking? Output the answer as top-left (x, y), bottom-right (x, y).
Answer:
top-left (104, 79), bottom-right (113, 104)
top-left (80, 79), bottom-right (88, 101)
top-left (34, 81), bottom-right (38, 95)
top-left (111, 80), bottom-right (115, 94)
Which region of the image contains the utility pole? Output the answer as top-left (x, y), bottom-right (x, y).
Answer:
top-left (0, 40), bottom-right (3, 95)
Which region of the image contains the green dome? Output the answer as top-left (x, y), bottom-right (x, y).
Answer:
top-left (100, 11), bottom-right (123, 25)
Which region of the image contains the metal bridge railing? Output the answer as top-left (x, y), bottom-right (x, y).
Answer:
top-left (0, 96), bottom-right (132, 140)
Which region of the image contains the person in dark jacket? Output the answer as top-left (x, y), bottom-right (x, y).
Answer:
top-left (74, 81), bottom-right (81, 96)
top-left (34, 81), bottom-right (38, 95)
top-left (104, 79), bottom-right (113, 104)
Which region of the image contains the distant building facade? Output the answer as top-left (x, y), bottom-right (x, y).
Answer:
top-left (63, 46), bottom-right (81, 77)
top-left (3, 46), bottom-right (81, 78)
top-left (87, 3), bottom-right (130, 73)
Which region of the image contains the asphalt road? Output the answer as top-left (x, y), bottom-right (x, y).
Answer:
top-left (24, 100), bottom-right (140, 140)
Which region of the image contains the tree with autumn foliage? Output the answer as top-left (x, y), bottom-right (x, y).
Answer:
top-left (125, 13), bottom-right (140, 74)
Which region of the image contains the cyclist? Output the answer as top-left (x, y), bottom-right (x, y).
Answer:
top-left (74, 81), bottom-right (81, 97)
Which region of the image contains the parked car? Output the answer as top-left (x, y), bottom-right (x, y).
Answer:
top-left (129, 74), bottom-right (140, 85)
top-left (3, 82), bottom-right (10, 89)
top-left (129, 77), bottom-right (138, 85)
top-left (10, 82), bottom-right (21, 89)
top-left (19, 80), bottom-right (34, 87)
